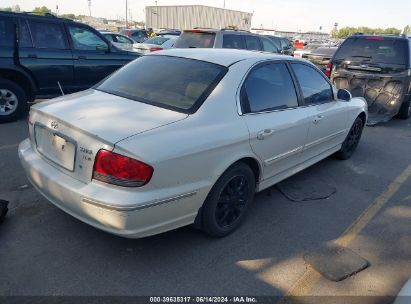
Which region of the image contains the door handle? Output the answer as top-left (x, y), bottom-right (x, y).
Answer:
top-left (78, 55), bottom-right (87, 60)
top-left (27, 54), bottom-right (37, 59)
top-left (257, 129), bottom-right (276, 140)
top-left (313, 115), bottom-right (325, 124)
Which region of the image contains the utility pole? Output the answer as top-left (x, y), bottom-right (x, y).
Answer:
top-left (125, 0), bottom-right (128, 28)
top-left (223, 0), bottom-right (226, 9)
top-left (88, 0), bottom-right (91, 17)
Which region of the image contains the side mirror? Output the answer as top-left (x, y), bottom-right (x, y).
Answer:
top-left (337, 89), bottom-right (352, 102)
top-left (96, 44), bottom-right (109, 53)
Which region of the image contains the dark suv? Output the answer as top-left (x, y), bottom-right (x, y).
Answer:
top-left (329, 34), bottom-right (411, 124)
top-left (174, 29), bottom-right (282, 54)
top-left (120, 29), bottom-right (148, 43)
top-left (0, 12), bottom-right (140, 123)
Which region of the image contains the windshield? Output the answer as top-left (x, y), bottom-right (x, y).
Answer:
top-left (334, 37), bottom-right (408, 65)
top-left (143, 37), bottom-right (169, 45)
top-left (97, 55), bottom-right (227, 114)
top-left (174, 31), bottom-right (216, 48)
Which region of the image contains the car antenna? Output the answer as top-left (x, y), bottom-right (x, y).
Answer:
top-left (57, 81), bottom-right (65, 96)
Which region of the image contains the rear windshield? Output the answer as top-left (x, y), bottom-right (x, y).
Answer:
top-left (174, 31), bottom-right (216, 48)
top-left (143, 36), bottom-right (169, 45)
top-left (96, 55), bottom-right (227, 114)
top-left (334, 37), bottom-right (409, 65)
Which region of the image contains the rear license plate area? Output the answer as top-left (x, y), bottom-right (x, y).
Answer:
top-left (34, 124), bottom-right (76, 171)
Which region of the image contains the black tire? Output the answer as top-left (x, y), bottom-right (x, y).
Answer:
top-left (0, 79), bottom-right (29, 123)
top-left (336, 116), bottom-right (364, 160)
top-left (396, 99), bottom-right (410, 120)
top-left (201, 163), bottom-right (255, 237)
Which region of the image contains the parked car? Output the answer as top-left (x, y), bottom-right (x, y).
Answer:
top-left (100, 31), bottom-right (138, 52)
top-left (156, 29), bottom-right (181, 36)
top-left (0, 12), bottom-right (140, 123)
top-left (120, 29), bottom-right (148, 43)
top-left (174, 29), bottom-right (281, 54)
top-left (134, 35), bottom-right (178, 54)
top-left (294, 44), bottom-right (323, 58)
top-left (302, 46), bottom-right (338, 72)
top-left (19, 49), bottom-right (367, 238)
top-left (266, 36), bottom-right (295, 56)
top-left (329, 34), bottom-right (411, 124)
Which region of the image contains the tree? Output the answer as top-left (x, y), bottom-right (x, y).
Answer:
top-left (60, 13), bottom-right (76, 20)
top-left (403, 25), bottom-right (411, 35)
top-left (32, 6), bottom-right (52, 15)
top-left (0, 7), bottom-right (13, 12)
top-left (331, 26), bottom-right (402, 38)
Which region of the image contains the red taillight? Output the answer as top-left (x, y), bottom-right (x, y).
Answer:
top-left (93, 149), bottom-right (153, 187)
top-left (325, 62), bottom-right (332, 78)
top-left (149, 47), bottom-right (163, 52)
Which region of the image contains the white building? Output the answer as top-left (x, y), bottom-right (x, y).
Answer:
top-left (145, 5), bottom-right (253, 31)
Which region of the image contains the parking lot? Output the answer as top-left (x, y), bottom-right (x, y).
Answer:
top-left (1, 115), bottom-right (410, 302)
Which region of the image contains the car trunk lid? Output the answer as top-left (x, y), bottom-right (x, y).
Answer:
top-left (29, 89), bottom-right (188, 183)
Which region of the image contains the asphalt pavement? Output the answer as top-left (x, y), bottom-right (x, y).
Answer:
top-left (0, 116), bottom-right (410, 303)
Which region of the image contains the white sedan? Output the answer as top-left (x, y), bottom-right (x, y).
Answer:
top-left (19, 49), bottom-right (367, 238)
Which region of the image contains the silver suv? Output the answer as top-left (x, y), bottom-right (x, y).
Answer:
top-left (174, 28), bottom-right (281, 54)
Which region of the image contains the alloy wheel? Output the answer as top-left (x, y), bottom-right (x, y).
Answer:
top-left (215, 175), bottom-right (250, 228)
top-left (0, 89), bottom-right (18, 115)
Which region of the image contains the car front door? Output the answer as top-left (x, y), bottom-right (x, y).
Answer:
top-left (18, 19), bottom-right (73, 96)
top-left (67, 24), bottom-right (135, 91)
top-left (290, 62), bottom-right (348, 161)
top-left (241, 62), bottom-right (311, 183)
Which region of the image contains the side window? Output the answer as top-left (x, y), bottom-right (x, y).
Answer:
top-left (0, 17), bottom-right (14, 47)
top-left (281, 39), bottom-right (290, 50)
top-left (245, 35), bottom-right (261, 51)
top-left (222, 34), bottom-right (245, 49)
top-left (292, 63), bottom-right (333, 105)
top-left (116, 35), bottom-right (132, 44)
top-left (242, 63), bottom-right (299, 113)
top-left (132, 31), bottom-right (147, 39)
top-left (68, 26), bottom-right (108, 50)
top-left (19, 20), bottom-right (32, 47)
top-left (29, 21), bottom-right (67, 49)
top-left (260, 36), bottom-right (279, 53)
top-left (104, 34), bottom-right (114, 42)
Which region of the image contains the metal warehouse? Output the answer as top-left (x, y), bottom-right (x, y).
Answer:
top-left (145, 5), bottom-right (253, 31)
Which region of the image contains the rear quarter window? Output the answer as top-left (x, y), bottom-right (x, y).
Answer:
top-left (174, 31), bottom-right (216, 48)
top-left (0, 17), bottom-right (14, 47)
top-left (334, 37), bottom-right (408, 65)
top-left (222, 34), bottom-right (245, 49)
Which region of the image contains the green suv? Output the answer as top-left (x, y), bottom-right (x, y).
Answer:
top-left (0, 12), bottom-right (140, 123)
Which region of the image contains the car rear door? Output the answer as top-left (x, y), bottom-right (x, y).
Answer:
top-left (290, 62), bottom-right (348, 161)
top-left (241, 61), bottom-right (311, 182)
top-left (67, 24), bottom-right (135, 91)
top-left (18, 18), bottom-right (73, 96)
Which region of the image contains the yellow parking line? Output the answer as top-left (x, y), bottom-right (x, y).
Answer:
top-left (0, 143), bottom-right (19, 151)
top-left (279, 163), bottom-right (411, 301)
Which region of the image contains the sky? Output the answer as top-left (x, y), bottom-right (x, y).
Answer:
top-left (1, 0), bottom-right (410, 32)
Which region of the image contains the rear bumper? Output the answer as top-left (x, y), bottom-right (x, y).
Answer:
top-left (18, 138), bottom-right (208, 238)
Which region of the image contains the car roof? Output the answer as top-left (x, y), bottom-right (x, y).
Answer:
top-left (349, 34), bottom-right (410, 40)
top-left (0, 11), bottom-right (73, 22)
top-left (148, 48), bottom-right (293, 67)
